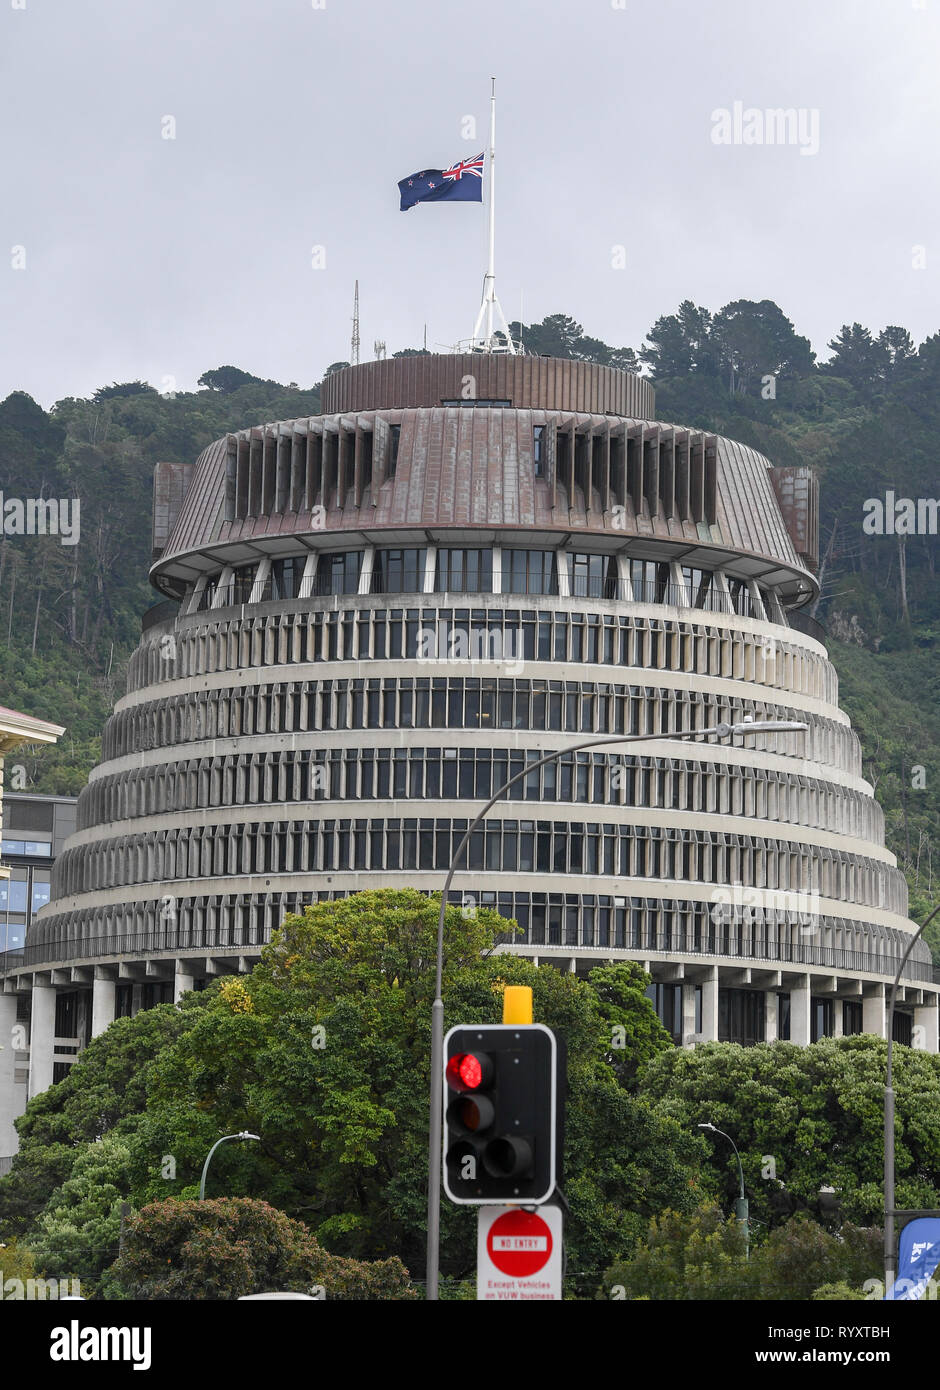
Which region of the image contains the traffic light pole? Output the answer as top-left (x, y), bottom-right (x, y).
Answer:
top-left (425, 717), bottom-right (807, 1298)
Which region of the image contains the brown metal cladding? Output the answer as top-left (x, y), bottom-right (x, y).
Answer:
top-left (155, 406), bottom-right (811, 594)
top-left (320, 354), bottom-right (656, 418)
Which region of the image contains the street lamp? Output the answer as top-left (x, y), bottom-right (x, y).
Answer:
top-left (699, 1121), bottom-right (749, 1258)
top-left (884, 899), bottom-right (940, 1290)
top-left (198, 1131), bottom-right (261, 1201)
top-left (425, 716), bottom-right (807, 1297)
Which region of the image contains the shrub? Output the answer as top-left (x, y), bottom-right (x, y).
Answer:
top-left (106, 1197), bottom-right (417, 1300)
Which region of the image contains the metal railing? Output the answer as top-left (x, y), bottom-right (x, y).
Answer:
top-left (787, 609), bottom-right (827, 644)
top-left (141, 599), bottom-right (181, 632)
top-left (3, 929), bottom-right (936, 985)
top-left (186, 573), bottom-right (793, 619)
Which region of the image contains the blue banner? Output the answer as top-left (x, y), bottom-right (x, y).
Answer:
top-left (885, 1217), bottom-right (940, 1300)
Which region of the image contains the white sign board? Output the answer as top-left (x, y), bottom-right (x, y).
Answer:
top-left (477, 1204), bottom-right (563, 1301)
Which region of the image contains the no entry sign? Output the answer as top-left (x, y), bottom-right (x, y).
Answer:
top-left (477, 1205), bottom-right (563, 1300)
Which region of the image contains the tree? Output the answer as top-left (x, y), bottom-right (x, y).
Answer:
top-left (711, 299), bottom-right (815, 395)
top-left (106, 1197), bottom-right (417, 1300)
top-left (322, 361), bottom-right (350, 378)
top-left (821, 323), bottom-right (891, 388)
top-left (0, 1001), bottom-right (200, 1238)
top-left (587, 961), bottom-right (672, 1088)
top-left (27, 1136), bottom-right (131, 1288)
top-left (133, 890), bottom-right (699, 1279)
top-left (638, 1037), bottom-right (940, 1228)
top-left (197, 366), bottom-right (265, 393)
top-left (92, 381), bottom-right (158, 402)
top-left (640, 300), bottom-right (714, 379)
top-left (602, 1205), bottom-right (881, 1300)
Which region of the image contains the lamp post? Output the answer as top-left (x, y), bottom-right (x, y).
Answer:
top-left (198, 1131), bottom-right (260, 1201)
top-left (699, 1121), bottom-right (749, 1258)
top-left (424, 716), bottom-right (807, 1298)
top-left (883, 900), bottom-right (940, 1291)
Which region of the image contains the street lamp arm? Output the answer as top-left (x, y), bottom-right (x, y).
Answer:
top-left (198, 1132), bottom-right (260, 1202)
top-left (433, 724), bottom-right (779, 999)
top-left (426, 720), bottom-right (806, 1298)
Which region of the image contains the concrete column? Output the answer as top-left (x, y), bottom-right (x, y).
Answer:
top-left (358, 546), bottom-right (375, 595)
top-left (131, 983), bottom-right (143, 1016)
top-left (863, 984), bottom-right (886, 1039)
top-left (0, 992), bottom-right (24, 1158)
top-left (27, 979), bottom-right (56, 1099)
top-left (210, 566), bottom-right (234, 609)
top-left (764, 990), bottom-right (778, 1043)
top-left (681, 981), bottom-right (698, 1047)
top-left (790, 974), bottom-right (812, 1045)
top-left (700, 966), bottom-right (719, 1042)
top-left (833, 999), bottom-right (844, 1038)
top-left (555, 551), bottom-right (570, 598)
top-left (173, 963), bottom-right (193, 1003)
top-left (300, 552), bottom-right (318, 598)
top-left (248, 556), bottom-right (271, 603)
top-left (423, 547), bottom-right (436, 594)
top-left (91, 974), bottom-right (115, 1038)
top-left (914, 1000), bottom-right (939, 1055)
top-left (491, 546), bottom-right (503, 594)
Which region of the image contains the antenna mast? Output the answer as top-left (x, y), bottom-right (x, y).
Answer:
top-left (351, 279), bottom-right (360, 365)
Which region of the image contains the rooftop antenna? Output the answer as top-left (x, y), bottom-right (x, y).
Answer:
top-left (466, 78), bottom-right (518, 355)
top-left (374, 339), bottom-right (386, 360)
top-left (351, 279), bottom-right (360, 365)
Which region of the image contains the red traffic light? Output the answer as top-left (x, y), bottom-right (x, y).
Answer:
top-left (446, 1051), bottom-right (492, 1092)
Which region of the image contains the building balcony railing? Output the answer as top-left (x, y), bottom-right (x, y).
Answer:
top-left (141, 599), bottom-right (181, 632)
top-left (3, 930), bottom-right (937, 987)
top-left (185, 574), bottom-right (813, 626)
top-left (786, 609), bottom-right (827, 645)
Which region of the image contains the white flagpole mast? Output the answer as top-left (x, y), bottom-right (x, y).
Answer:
top-left (470, 77), bottom-right (515, 354)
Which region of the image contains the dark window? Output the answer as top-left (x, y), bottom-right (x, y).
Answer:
top-left (811, 997), bottom-right (833, 1042)
top-left (371, 549), bottom-right (426, 594)
top-left (533, 425), bottom-right (545, 475)
top-left (842, 1000), bottom-right (863, 1036)
top-left (630, 559), bottom-right (671, 604)
top-left (570, 553), bottom-right (618, 600)
top-left (892, 1011), bottom-right (913, 1046)
top-left (503, 550), bottom-right (558, 596)
top-left (231, 563), bottom-right (257, 605)
top-left (646, 982), bottom-right (682, 1045)
top-left (271, 557), bottom-right (302, 600)
top-left (316, 552), bottom-right (362, 595)
top-left (719, 988), bottom-right (764, 1045)
top-left (434, 549), bottom-right (493, 594)
top-left (388, 424), bottom-right (401, 476)
top-left (54, 991), bottom-right (79, 1038)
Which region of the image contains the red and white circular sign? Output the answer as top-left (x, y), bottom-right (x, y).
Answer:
top-left (485, 1209), bottom-right (553, 1278)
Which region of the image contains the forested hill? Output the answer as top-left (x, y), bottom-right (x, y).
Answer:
top-left (0, 304), bottom-right (937, 942)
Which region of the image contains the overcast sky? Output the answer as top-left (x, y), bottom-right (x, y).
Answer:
top-left (2, 0), bottom-right (938, 407)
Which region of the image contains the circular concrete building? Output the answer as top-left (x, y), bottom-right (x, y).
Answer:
top-left (10, 354), bottom-right (938, 1109)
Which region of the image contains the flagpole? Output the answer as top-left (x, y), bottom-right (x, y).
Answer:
top-left (469, 77), bottom-right (515, 354)
top-left (485, 75), bottom-right (496, 344)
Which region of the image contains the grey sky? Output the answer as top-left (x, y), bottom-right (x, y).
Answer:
top-left (2, 0), bottom-right (938, 407)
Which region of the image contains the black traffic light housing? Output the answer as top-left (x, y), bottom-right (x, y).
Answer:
top-left (443, 1023), bottom-right (564, 1205)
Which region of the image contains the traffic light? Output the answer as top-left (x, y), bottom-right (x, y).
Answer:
top-left (442, 1022), bottom-right (564, 1205)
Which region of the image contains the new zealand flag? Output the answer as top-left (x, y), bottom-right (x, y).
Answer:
top-left (398, 153), bottom-right (484, 210)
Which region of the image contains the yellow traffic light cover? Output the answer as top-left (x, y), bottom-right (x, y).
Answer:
top-left (502, 985), bottom-right (533, 1025)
